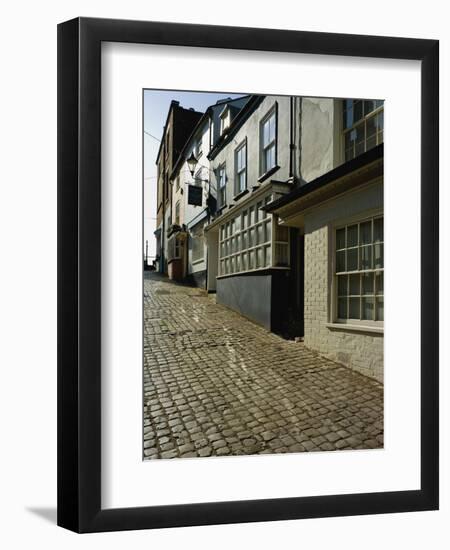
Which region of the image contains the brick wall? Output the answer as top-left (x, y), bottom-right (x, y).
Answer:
top-left (303, 182), bottom-right (384, 382)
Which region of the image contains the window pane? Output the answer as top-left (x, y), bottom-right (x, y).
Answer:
top-left (241, 252), bottom-right (247, 271)
top-left (265, 245), bottom-right (271, 267)
top-left (249, 207), bottom-right (255, 226)
top-left (256, 202), bottom-right (263, 221)
top-left (366, 135), bottom-right (377, 151)
top-left (338, 275), bottom-right (348, 296)
top-left (336, 227), bottom-right (346, 249)
top-left (362, 297), bottom-right (374, 320)
top-left (362, 272), bottom-right (374, 295)
top-left (349, 297), bottom-right (360, 319)
top-left (275, 243), bottom-right (289, 266)
top-left (263, 119), bottom-right (270, 147)
top-left (374, 243), bottom-right (384, 269)
top-left (360, 221), bottom-right (372, 245)
top-left (376, 110), bottom-right (384, 131)
top-left (269, 114), bottom-right (276, 142)
top-left (347, 224), bottom-right (358, 247)
top-left (375, 271), bottom-right (384, 295)
top-left (360, 245), bottom-right (372, 270)
top-left (345, 130), bottom-right (356, 152)
top-left (355, 140), bottom-right (365, 156)
top-left (349, 273), bottom-right (360, 295)
top-left (235, 255), bottom-right (241, 272)
top-left (265, 146), bottom-right (275, 172)
top-left (353, 100), bottom-right (363, 122)
top-left (241, 230), bottom-right (247, 249)
top-left (256, 247), bottom-right (263, 268)
top-left (364, 100), bottom-right (376, 116)
top-left (374, 217), bottom-right (383, 242)
top-left (336, 250), bottom-right (346, 272)
top-left (338, 298), bottom-right (348, 319)
top-left (265, 220), bottom-right (272, 242)
top-left (343, 105), bottom-right (353, 129)
top-left (248, 228), bottom-right (254, 247)
top-left (257, 224), bottom-right (263, 245)
top-left (366, 114), bottom-right (377, 138)
top-left (248, 250), bottom-right (255, 269)
top-left (347, 248), bottom-right (358, 271)
top-left (276, 223), bottom-right (289, 242)
top-left (376, 297), bottom-right (384, 321)
top-left (241, 211), bottom-right (247, 228)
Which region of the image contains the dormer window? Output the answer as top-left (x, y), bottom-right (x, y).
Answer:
top-left (219, 106), bottom-right (231, 135)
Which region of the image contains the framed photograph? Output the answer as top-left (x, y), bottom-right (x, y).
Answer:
top-left (57, 17), bottom-right (439, 533)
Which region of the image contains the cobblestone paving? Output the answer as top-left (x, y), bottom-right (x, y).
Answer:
top-left (143, 272), bottom-right (383, 459)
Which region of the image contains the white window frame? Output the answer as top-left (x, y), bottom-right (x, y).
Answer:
top-left (234, 139), bottom-right (247, 196)
top-left (218, 164), bottom-right (227, 209)
top-left (217, 194), bottom-right (290, 277)
top-left (260, 105), bottom-right (277, 176)
top-left (343, 99), bottom-right (384, 162)
top-left (332, 213), bottom-right (384, 327)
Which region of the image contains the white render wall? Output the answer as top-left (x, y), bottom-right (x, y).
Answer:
top-left (172, 119), bottom-right (211, 277)
top-left (303, 180), bottom-right (384, 382)
top-left (299, 97), bottom-right (343, 184)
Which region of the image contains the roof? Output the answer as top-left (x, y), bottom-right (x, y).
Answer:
top-left (169, 95), bottom-right (251, 180)
top-left (264, 144), bottom-right (384, 214)
top-left (207, 95), bottom-right (265, 160)
top-left (154, 101), bottom-right (203, 165)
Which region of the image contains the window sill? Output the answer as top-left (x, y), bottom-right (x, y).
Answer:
top-left (258, 165), bottom-right (280, 184)
top-left (233, 189), bottom-right (249, 202)
top-left (326, 322), bottom-right (384, 335)
top-left (192, 258), bottom-right (205, 265)
top-left (215, 205), bottom-right (227, 216)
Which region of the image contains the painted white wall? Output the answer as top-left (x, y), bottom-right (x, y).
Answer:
top-left (1, 1), bottom-right (449, 549)
top-left (174, 120), bottom-right (210, 276)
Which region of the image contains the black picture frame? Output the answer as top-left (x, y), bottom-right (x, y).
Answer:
top-left (57, 17), bottom-right (439, 533)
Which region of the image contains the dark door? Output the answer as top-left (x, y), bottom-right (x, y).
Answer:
top-left (287, 228), bottom-right (304, 337)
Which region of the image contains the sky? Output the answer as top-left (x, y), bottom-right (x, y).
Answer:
top-left (143, 90), bottom-right (245, 262)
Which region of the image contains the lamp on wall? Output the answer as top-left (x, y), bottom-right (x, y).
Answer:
top-left (187, 152), bottom-right (198, 176)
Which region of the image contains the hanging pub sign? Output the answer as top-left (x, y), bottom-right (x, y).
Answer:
top-left (187, 184), bottom-right (203, 206)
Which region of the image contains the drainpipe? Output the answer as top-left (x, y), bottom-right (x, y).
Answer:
top-left (289, 96), bottom-right (294, 179)
top-left (160, 127), bottom-right (166, 274)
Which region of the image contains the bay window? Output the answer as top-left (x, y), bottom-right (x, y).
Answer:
top-left (218, 195), bottom-right (289, 276)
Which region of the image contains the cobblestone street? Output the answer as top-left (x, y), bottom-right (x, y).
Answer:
top-left (143, 272), bottom-right (383, 459)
